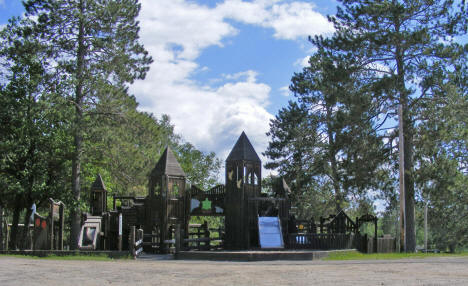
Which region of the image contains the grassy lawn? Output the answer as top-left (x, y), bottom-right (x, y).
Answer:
top-left (325, 250), bottom-right (468, 261)
top-left (0, 253), bottom-right (129, 261)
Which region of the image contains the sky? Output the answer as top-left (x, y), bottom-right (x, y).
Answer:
top-left (0, 0), bottom-right (338, 173)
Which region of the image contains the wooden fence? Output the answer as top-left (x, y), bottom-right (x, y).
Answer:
top-left (287, 233), bottom-right (355, 250)
top-left (368, 236), bottom-right (396, 253)
top-left (356, 234), bottom-right (396, 253)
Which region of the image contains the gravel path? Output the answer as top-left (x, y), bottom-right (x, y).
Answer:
top-left (1, 256), bottom-right (467, 285)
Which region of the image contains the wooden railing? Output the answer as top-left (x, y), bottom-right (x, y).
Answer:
top-left (184, 223), bottom-right (224, 250)
top-left (168, 224), bottom-right (225, 253)
top-left (287, 233), bottom-right (355, 250)
top-left (129, 226), bottom-right (144, 259)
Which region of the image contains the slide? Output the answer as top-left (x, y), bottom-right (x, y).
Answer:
top-left (258, 216), bottom-right (284, 248)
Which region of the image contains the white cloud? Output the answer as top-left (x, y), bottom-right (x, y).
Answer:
top-left (217, 0), bottom-right (334, 40)
top-left (222, 70), bottom-right (258, 82)
top-left (295, 55), bottom-right (311, 68)
top-left (267, 2), bottom-right (333, 40)
top-left (279, 86), bottom-right (291, 97)
top-left (132, 0), bottom-right (332, 174)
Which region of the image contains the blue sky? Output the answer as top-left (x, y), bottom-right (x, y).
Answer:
top-left (0, 0), bottom-right (338, 170)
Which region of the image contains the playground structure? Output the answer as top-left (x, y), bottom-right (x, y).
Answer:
top-left (78, 132), bottom-right (292, 253)
top-left (0, 199), bottom-right (65, 251)
top-left (32, 199), bottom-right (65, 250)
top-left (0, 132), bottom-right (395, 255)
top-left (77, 132), bottom-right (394, 254)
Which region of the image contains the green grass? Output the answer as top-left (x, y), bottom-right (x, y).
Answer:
top-left (0, 253), bottom-right (130, 261)
top-left (324, 250), bottom-right (468, 261)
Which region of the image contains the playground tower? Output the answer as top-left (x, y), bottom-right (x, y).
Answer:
top-left (225, 132), bottom-right (262, 249)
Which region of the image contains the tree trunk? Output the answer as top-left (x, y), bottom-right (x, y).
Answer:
top-left (391, 9), bottom-right (416, 251)
top-left (20, 205), bottom-right (32, 250)
top-left (395, 42), bottom-right (416, 252)
top-left (9, 196), bottom-right (23, 250)
top-left (403, 108), bottom-right (416, 252)
top-left (0, 205), bottom-right (3, 251)
top-left (326, 107), bottom-right (342, 213)
top-left (70, 0), bottom-right (86, 250)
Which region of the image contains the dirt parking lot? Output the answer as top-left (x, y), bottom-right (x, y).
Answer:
top-left (0, 256), bottom-right (467, 285)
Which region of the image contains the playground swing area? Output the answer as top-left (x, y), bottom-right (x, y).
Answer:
top-left (0, 132), bottom-right (396, 260)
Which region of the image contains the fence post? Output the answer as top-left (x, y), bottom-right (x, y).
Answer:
top-left (203, 221), bottom-right (210, 250)
top-left (49, 200), bottom-right (54, 250)
top-left (59, 203), bottom-right (64, 250)
top-left (374, 217), bottom-right (378, 253)
top-left (5, 221), bottom-right (9, 251)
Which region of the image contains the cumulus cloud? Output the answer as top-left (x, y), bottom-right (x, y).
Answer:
top-left (217, 0), bottom-right (334, 40)
top-left (131, 0), bottom-right (332, 170)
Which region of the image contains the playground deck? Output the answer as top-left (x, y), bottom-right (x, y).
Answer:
top-left (174, 249), bottom-right (353, 261)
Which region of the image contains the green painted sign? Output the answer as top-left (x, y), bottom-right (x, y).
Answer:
top-left (202, 198), bottom-right (212, 210)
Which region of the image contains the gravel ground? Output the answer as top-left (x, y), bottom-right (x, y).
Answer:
top-left (0, 256), bottom-right (467, 285)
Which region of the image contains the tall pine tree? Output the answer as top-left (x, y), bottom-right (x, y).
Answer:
top-left (0, 18), bottom-right (72, 249)
top-left (23, 0), bottom-right (152, 248)
top-left (320, 0), bottom-right (467, 252)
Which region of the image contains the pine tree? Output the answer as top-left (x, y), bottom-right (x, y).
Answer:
top-left (0, 17), bottom-right (72, 249)
top-left (321, 0), bottom-right (467, 252)
top-left (23, 0), bottom-right (152, 248)
top-left (414, 55), bottom-right (468, 251)
top-left (265, 48), bottom-right (388, 216)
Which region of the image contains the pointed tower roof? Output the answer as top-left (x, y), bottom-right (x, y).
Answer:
top-left (226, 131), bottom-right (261, 163)
top-left (153, 146), bottom-right (186, 177)
top-left (91, 174), bottom-right (107, 192)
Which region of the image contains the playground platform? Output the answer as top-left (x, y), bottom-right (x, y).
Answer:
top-left (174, 249), bottom-right (354, 261)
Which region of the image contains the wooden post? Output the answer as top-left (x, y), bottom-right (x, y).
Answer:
top-left (49, 200), bottom-right (54, 250)
top-left (59, 203), bottom-right (64, 250)
top-left (118, 213), bottom-right (122, 251)
top-left (129, 225), bottom-right (136, 259)
top-left (104, 213), bottom-right (110, 250)
top-left (205, 223), bottom-right (210, 250)
top-left (364, 233), bottom-right (368, 253)
top-left (424, 200), bottom-right (428, 251)
top-left (175, 224), bottom-right (181, 254)
top-left (5, 221), bottom-right (9, 251)
top-left (374, 217), bottom-right (378, 253)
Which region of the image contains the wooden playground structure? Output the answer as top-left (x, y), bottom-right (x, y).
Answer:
top-left (0, 132), bottom-right (395, 256)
